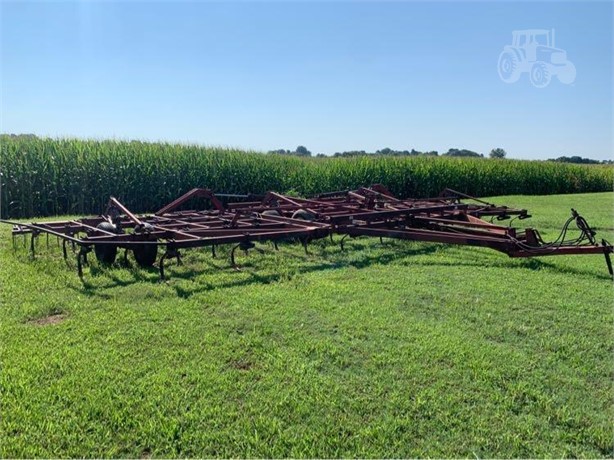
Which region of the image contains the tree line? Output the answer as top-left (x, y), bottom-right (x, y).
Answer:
top-left (269, 146), bottom-right (612, 164)
top-left (548, 156), bottom-right (613, 165)
top-left (269, 146), bottom-right (508, 159)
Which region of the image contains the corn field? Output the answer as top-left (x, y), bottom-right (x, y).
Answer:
top-left (1, 136), bottom-right (612, 218)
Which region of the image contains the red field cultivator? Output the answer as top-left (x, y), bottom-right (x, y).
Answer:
top-left (2, 185), bottom-right (612, 279)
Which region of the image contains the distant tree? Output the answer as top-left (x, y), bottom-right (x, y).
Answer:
top-left (489, 148), bottom-right (507, 159)
top-left (295, 146), bottom-right (311, 157)
top-left (316, 153), bottom-right (327, 158)
top-left (331, 148), bottom-right (439, 157)
top-left (5, 133), bottom-right (38, 139)
top-left (548, 155), bottom-right (601, 164)
top-left (268, 146), bottom-right (312, 157)
top-left (444, 148), bottom-right (483, 158)
top-left (410, 149), bottom-right (438, 156)
top-left (333, 150), bottom-right (367, 157)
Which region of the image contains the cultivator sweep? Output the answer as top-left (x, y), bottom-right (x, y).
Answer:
top-left (2, 185), bottom-right (612, 279)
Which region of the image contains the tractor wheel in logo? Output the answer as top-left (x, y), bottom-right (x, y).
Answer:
top-left (530, 61), bottom-right (551, 88)
top-left (557, 61), bottom-right (576, 85)
top-left (498, 51), bottom-right (521, 83)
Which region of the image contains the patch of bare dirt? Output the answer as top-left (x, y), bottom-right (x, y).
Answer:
top-left (229, 359), bottom-right (253, 371)
top-left (28, 313), bottom-right (66, 326)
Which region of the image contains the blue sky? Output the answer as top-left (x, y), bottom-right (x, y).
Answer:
top-left (1, 1), bottom-right (612, 160)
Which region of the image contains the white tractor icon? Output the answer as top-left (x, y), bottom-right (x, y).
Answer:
top-left (498, 29), bottom-right (576, 88)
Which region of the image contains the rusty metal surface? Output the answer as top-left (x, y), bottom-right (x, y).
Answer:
top-left (3, 185), bottom-right (612, 279)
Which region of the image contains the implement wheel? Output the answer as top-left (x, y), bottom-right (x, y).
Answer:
top-left (133, 244), bottom-right (158, 267)
top-left (292, 209), bottom-right (315, 221)
top-left (291, 210), bottom-right (316, 249)
top-left (94, 222), bottom-right (118, 265)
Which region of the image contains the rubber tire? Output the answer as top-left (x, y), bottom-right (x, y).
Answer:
top-left (530, 61), bottom-right (551, 88)
top-left (498, 50), bottom-right (521, 83)
top-left (133, 244), bottom-right (158, 267)
top-left (94, 222), bottom-right (118, 265)
top-left (292, 209), bottom-right (316, 221)
top-left (291, 210), bottom-right (316, 245)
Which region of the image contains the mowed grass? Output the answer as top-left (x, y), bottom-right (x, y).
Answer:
top-left (0, 192), bottom-right (612, 458)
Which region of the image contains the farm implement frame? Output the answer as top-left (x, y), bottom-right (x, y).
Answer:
top-left (2, 185), bottom-right (613, 279)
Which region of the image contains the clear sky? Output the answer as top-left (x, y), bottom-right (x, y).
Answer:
top-left (1, 1), bottom-right (612, 160)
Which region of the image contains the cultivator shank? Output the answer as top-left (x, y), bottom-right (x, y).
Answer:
top-left (3, 185), bottom-right (612, 279)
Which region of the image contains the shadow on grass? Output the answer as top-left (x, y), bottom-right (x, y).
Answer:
top-left (60, 237), bottom-right (613, 298)
top-left (400, 253), bottom-right (613, 281)
top-left (75, 240), bottom-right (442, 298)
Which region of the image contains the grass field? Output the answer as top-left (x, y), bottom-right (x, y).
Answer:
top-left (0, 192), bottom-right (612, 458)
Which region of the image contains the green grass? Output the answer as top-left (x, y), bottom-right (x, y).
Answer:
top-left (2, 136), bottom-right (612, 218)
top-left (1, 192), bottom-right (612, 458)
